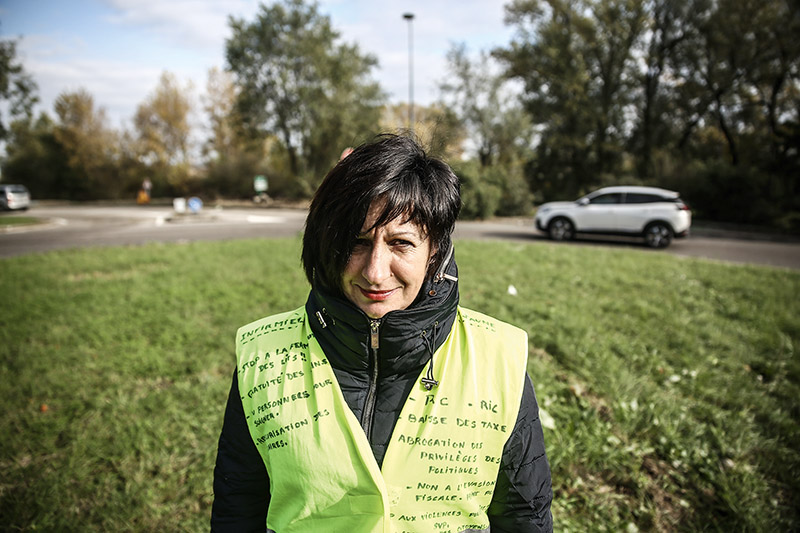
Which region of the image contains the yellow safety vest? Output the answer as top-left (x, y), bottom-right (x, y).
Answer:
top-left (237, 306), bottom-right (528, 533)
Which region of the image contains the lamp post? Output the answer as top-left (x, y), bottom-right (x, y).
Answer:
top-left (402, 12), bottom-right (415, 130)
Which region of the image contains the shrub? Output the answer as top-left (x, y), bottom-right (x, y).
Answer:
top-left (665, 161), bottom-right (778, 225)
top-left (456, 161), bottom-right (533, 219)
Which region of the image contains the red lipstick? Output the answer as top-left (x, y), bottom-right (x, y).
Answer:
top-left (359, 287), bottom-right (396, 301)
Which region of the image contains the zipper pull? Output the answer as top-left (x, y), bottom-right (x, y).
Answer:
top-left (370, 320), bottom-right (380, 350)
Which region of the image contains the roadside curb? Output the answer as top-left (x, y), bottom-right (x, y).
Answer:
top-left (487, 216), bottom-right (800, 244)
top-left (690, 223), bottom-right (800, 244)
top-left (0, 217), bottom-right (67, 234)
top-left (163, 213), bottom-right (220, 224)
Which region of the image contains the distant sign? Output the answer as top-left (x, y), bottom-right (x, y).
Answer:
top-left (173, 197), bottom-right (186, 213)
top-left (254, 175), bottom-right (268, 193)
top-left (188, 197), bottom-right (203, 213)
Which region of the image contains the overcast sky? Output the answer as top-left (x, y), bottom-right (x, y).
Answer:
top-left (1, 0), bottom-right (516, 130)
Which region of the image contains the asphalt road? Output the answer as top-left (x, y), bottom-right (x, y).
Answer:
top-left (2, 204), bottom-right (799, 270)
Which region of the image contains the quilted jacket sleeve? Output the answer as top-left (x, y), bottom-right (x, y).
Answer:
top-left (487, 375), bottom-right (554, 532)
top-left (211, 370), bottom-right (270, 533)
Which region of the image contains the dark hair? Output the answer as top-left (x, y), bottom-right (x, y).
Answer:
top-left (302, 134), bottom-right (461, 291)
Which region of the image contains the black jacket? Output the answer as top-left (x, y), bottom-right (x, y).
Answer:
top-left (211, 258), bottom-right (553, 532)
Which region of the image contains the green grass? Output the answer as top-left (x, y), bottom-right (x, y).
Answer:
top-left (1, 238), bottom-right (798, 531)
top-left (0, 216), bottom-right (40, 227)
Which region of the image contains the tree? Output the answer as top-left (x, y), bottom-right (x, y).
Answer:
top-left (203, 67), bottom-right (239, 163)
top-left (630, 0), bottom-right (693, 178)
top-left (1, 113), bottom-right (68, 198)
top-left (660, 0), bottom-right (800, 224)
top-left (0, 37), bottom-right (38, 141)
top-left (226, 0), bottom-right (385, 188)
top-left (53, 89), bottom-right (122, 199)
top-left (744, 0), bottom-right (800, 207)
top-left (133, 72), bottom-right (193, 195)
top-left (379, 102), bottom-right (466, 161)
top-left (497, 0), bottom-right (800, 227)
top-left (202, 67), bottom-right (271, 198)
top-left (439, 44), bottom-right (536, 217)
top-left (497, 0), bottom-right (647, 199)
top-left (441, 43), bottom-right (533, 168)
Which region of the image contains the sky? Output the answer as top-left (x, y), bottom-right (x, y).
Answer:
top-left (0, 0), bottom-right (517, 130)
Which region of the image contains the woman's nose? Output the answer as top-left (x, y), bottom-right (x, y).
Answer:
top-left (362, 244), bottom-right (391, 285)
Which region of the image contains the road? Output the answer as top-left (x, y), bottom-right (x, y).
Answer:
top-left (0, 205), bottom-right (308, 257)
top-left (2, 204), bottom-right (799, 270)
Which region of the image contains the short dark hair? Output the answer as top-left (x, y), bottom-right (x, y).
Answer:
top-left (302, 134), bottom-right (461, 291)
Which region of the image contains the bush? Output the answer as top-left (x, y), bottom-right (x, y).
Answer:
top-left (458, 167), bottom-right (502, 219)
top-left (664, 161), bottom-right (778, 225)
top-left (204, 156), bottom-right (262, 199)
top-left (456, 161), bottom-right (533, 219)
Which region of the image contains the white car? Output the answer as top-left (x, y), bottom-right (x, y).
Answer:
top-left (0, 184), bottom-right (31, 211)
top-left (535, 186), bottom-right (691, 248)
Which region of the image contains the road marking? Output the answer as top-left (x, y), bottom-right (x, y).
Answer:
top-left (247, 215), bottom-right (285, 224)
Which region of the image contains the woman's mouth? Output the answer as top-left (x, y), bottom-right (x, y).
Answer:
top-left (358, 287), bottom-right (397, 301)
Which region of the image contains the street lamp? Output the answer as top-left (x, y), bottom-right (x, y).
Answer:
top-left (402, 12), bottom-right (415, 130)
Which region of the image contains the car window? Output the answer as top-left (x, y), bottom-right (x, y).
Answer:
top-left (589, 193), bottom-right (622, 205)
top-left (624, 193), bottom-right (665, 204)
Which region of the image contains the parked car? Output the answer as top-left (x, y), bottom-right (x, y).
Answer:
top-left (534, 186), bottom-right (691, 248)
top-left (0, 184), bottom-right (31, 211)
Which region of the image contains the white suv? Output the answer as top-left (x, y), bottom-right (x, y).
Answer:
top-left (0, 184), bottom-right (31, 211)
top-left (535, 186), bottom-right (691, 248)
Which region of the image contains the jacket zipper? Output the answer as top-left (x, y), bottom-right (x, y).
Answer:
top-left (361, 319), bottom-right (380, 440)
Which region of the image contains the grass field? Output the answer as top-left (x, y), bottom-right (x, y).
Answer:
top-left (0, 216), bottom-right (40, 227)
top-left (1, 238), bottom-right (798, 532)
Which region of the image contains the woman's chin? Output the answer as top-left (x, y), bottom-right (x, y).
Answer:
top-left (358, 302), bottom-right (391, 319)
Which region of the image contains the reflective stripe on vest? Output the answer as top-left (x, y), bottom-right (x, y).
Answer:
top-left (237, 306), bottom-right (528, 533)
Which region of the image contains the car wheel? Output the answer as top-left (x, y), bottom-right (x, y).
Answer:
top-left (644, 222), bottom-right (673, 248)
top-left (548, 217), bottom-right (575, 241)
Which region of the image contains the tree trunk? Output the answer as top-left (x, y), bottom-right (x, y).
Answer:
top-left (715, 95), bottom-right (738, 166)
top-left (281, 126), bottom-right (299, 176)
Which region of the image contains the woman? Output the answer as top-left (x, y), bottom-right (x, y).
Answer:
top-left (211, 135), bottom-right (553, 532)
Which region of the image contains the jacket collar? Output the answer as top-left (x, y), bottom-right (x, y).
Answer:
top-left (305, 254), bottom-right (459, 378)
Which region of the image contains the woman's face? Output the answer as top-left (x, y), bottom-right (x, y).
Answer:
top-left (341, 201), bottom-right (434, 319)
